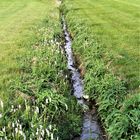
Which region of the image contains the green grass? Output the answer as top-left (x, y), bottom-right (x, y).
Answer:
top-left (0, 0), bottom-right (82, 139)
top-left (64, 0), bottom-right (140, 92)
top-left (0, 0), bottom-right (139, 139)
top-left (62, 0), bottom-right (140, 139)
top-left (0, 0), bottom-right (57, 101)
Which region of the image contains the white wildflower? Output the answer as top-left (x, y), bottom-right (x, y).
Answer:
top-left (48, 97), bottom-right (52, 103)
top-left (0, 99), bottom-right (3, 108)
top-left (0, 113), bottom-right (2, 118)
top-left (65, 104), bottom-right (68, 110)
top-left (15, 128), bottom-right (18, 133)
top-left (45, 99), bottom-right (49, 104)
top-left (19, 125), bottom-right (22, 130)
top-left (12, 122), bottom-right (15, 128)
top-left (56, 42), bottom-right (59, 46)
top-left (54, 61), bottom-right (57, 65)
top-left (36, 131), bottom-right (39, 136)
top-left (22, 132), bottom-right (26, 140)
top-left (39, 125), bottom-right (43, 129)
top-left (36, 128), bottom-right (39, 135)
top-left (19, 130), bottom-right (23, 135)
top-left (2, 127), bottom-right (5, 132)
top-left (12, 132), bottom-right (14, 137)
top-left (16, 122), bottom-right (19, 127)
top-left (50, 40), bottom-right (53, 44)
top-left (41, 103), bottom-right (44, 108)
top-left (10, 108), bottom-right (13, 112)
top-left (18, 105), bottom-right (21, 109)
top-left (41, 130), bottom-right (45, 137)
top-left (46, 129), bottom-right (50, 136)
top-left (35, 106), bottom-right (39, 114)
top-left (39, 137), bottom-right (43, 140)
top-left (51, 133), bottom-right (53, 140)
top-left (49, 125), bottom-right (52, 131)
top-left (31, 123), bottom-right (34, 128)
top-left (21, 131), bottom-right (26, 140)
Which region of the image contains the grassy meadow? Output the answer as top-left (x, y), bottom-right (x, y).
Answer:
top-left (0, 0), bottom-right (56, 101)
top-left (0, 0), bottom-right (82, 139)
top-left (62, 0), bottom-right (140, 139)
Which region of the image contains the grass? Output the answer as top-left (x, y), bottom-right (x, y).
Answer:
top-left (61, 0), bottom-right (140, 139)
top-left (63, 0), bottom-right (140, 92)
top-left (0, 0), bottom-right (82, 139)
top-left (0, 0), bottom-right (139, 139)
top-left (0, 0), bottom-right (56, 101)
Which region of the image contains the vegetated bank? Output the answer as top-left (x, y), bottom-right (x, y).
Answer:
top-left (61, 0), bottom-right (140, 139)
top-left (0, 0), bottom-right (82, 139)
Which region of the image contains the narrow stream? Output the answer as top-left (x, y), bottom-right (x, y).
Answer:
top-left (62, 15), bottom-right (104, 140)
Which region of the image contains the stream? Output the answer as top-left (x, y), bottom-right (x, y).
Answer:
top-left (62, 15), bottom-right (104, 140)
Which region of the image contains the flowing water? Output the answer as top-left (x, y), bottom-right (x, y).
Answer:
top-left (62, 15), bottom-right (104, 140)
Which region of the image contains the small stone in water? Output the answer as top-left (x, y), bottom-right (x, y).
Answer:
top-left (83, 95), bottom-right (89, 100)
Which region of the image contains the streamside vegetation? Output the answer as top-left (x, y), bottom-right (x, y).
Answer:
top-left (0, 0), bottom-right (82, 139)
top-left (61, 0), bottom-right (140, 139)
top-left (0, 0), bottom-right (140, 139)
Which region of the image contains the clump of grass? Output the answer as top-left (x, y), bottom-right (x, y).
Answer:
top-left (61, 1), bottom-right (140, 139)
